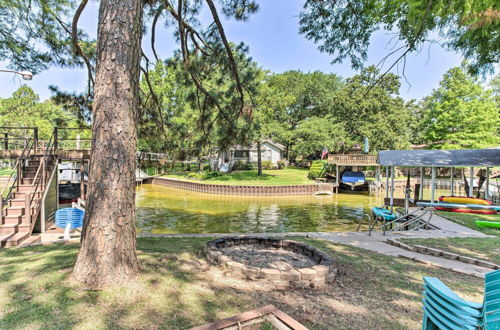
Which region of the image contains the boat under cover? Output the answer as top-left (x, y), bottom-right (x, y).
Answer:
top-left (341, 171), bottom-right (365, 190)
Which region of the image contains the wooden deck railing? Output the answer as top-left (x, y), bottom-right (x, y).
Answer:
top-left (328, 154), bottom-right (379, 166)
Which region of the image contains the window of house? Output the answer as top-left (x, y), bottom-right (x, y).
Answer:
top-left (234, 150), bottom-right (249, 158)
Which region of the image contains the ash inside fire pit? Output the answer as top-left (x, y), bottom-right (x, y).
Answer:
top-left (205, 237), bottom-right (338, 289)
top-left (221, 245), bottom-right (315, 270)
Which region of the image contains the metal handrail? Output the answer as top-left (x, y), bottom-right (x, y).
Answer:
top-left (356, 213), bottom-right (372, 232)
top-left (357, 207), bottom-right (434, 236)
top-left (388, 212), bottom-right (432, 232)
top-left (380, 209), bottom-right (434, 232)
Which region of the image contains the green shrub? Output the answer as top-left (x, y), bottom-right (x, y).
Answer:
top-left (202, 171), bottom-right (222, 179)
top-left (308, 160), bottom-right (328, 180)
top-left (299, 159), bottom-right (310, 168)
top-left (277, 159), bottom-right (286, 169)
top-left (202, 164), bottom-right (211, 171)
top-left (245, 162), bottom-right (255, 170)
top-left (232, 160), bottom-right (247, 171)
top-left (187, 172), bottom-right (203, 179)
top-left (262, 160), bottom-right (273, 170)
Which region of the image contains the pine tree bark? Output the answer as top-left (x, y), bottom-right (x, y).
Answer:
top-left (72, 0), bottom-right (143, 288)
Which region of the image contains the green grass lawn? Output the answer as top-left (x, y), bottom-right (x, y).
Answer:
top-left (0, 168), bottom-right (14, 176)
top-left (162, 168), bottom-right (314, 186)
top-left (0, 237), bottom-right (484, 329)
top-left (402, 211), bottom-right (500, 265)
top-left (434, 211), bottom-right (500, 236)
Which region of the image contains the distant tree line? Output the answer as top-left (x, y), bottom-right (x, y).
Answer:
top-left (2, 64), bottom-right (498, 160)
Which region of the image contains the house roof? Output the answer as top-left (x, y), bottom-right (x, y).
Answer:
top-left (250, 139), bottom-right (286, 151)
top-left (378, 149), bottom-right (500, 167)
top-left (211, 140), bottom-right (286, 153)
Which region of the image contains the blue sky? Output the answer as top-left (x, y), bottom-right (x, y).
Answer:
top-left (0, 0), bottom-right (493, 101)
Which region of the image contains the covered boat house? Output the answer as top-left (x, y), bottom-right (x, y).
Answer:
top-left (378, 149), bottom-right (500, 209)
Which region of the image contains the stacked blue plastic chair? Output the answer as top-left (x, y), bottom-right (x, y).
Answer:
top-left (55, 208), bottom-right (85, 240)
top-left (484, 270), bottom-right (500, 329)
top-left (422, 269), bottom-right (500, 330)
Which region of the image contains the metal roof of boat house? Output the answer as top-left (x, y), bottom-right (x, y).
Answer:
top-left (378, 149), bottom-right (500, 167)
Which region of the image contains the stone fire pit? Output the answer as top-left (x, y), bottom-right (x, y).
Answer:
top-left (205, 237), bottom-right (337, 289)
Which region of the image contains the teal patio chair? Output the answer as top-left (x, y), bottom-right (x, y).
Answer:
top-left (422, 270), bottom-right (500, 330)
top-left (484, 271), bottom-right (500, 329)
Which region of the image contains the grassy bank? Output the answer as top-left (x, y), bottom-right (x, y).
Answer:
top-left (433, 211), bottom-right (500, 236)
top-left (0, 237), bottom-right (483, 329)
top-left (402, 211), bottom-right (500, 265)
top-left (0, 168), bottom-right (14, 176)
top-left (162, 168), bottom-right (314, 186)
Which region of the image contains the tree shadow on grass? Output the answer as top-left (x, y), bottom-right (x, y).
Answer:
top-left (0, 237), bottom-right (485, 329)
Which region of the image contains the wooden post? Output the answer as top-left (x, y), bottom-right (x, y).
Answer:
top-left (33, 127), bottom-right (38, 151)
top-left (0, 196), bottom-right (3, 220)
top-left (53, 127), bottom-right (58, 150)
top-left (390, 166), bottom-right (395, 212)
top-left (41, 157), bottom-right (45, 191)
top-left (3, 133), bottom-right (8, 150)
top-left (336, 165), bottom-right (339, 189)
top-left (76, 134), bottom-right (81, 150)
top-left (485, 167), bottom-right (490, 200)
top-left (80, 158), bottom-right (85, 200)
top-left (469, 167), bottom-right (474, 197)
top-left (41, 192), bottom-right (46, 233)
top-left (431, 167), bottom-right (436, 203)
top-left (450, 167), bottom-right (455, 196)
top-left (17, 159), bottom-right (21, 187)
top-left (385, 167), bottom-right (389, 199)
top-left (419, 167), bottom-right (424, 200)
top-left (56, 159), bottom-right (60, 211)
top-left (25, 193), bottom-right (31, 224)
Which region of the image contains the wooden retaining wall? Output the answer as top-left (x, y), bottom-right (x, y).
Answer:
top-left (151, 177), bottom-right (333, 196)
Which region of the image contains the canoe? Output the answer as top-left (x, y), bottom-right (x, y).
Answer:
top-left (433, 196), bottom-right (496, 214)
top-left (439, 196), bottom-right (492, 206)
top-left (475, 220), bottom-right (500, 229)
top-left (372, 207), bottom-right (397, 221)
top-left (417, 202), bottom-right (500, 212)
top-left (435, 207), bottom-right (496, 215)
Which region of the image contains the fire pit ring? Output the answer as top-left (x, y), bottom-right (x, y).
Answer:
top-left (205, 237), bottom-right (337, 289)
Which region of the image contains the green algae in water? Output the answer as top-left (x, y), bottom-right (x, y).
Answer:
top-left (136, 184), bottom-right (388, 234)
top-left (136, 183), bottom-right (456, 234)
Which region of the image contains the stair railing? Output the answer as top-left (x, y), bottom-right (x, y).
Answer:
top-left (0, 138), bottom-right (34, 214)
top-left (25, 133), bottom-right (56, 225)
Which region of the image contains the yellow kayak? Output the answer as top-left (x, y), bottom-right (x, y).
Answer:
top-left (439, 196), bottom-right (491, 206)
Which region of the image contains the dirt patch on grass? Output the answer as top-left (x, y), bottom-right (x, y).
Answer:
top-left (220, 245), bottom-right (316, 270)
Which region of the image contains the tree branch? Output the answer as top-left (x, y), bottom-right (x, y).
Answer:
top-left (367, 0), bottom-right (434, 93)
top-left (71, 0), bottom-right (95, 93)
top-left (151, 4), bottom-right (164, 62)
top-left (205, 0), bottom-right (245, 114)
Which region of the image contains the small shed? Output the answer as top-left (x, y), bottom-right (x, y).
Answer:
top-left (378, 149), bottom-right (500, 207)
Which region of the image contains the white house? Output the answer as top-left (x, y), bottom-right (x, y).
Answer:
top-left (211, 140), bottom-right (286, 170)
top-left (235, 140), bottom-right (285, 164)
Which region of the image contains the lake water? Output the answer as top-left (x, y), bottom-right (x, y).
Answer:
top-left (136, 184), bottom-right (391, 234)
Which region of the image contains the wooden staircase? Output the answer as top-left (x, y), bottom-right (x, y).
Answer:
top-left (0, 154), bottom-right (54, 247)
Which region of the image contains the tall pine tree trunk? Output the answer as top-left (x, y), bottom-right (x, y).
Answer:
top-left (72, 0), bottom-right (143, 288)
top-left (257, 140), bottom-right (262, 176)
